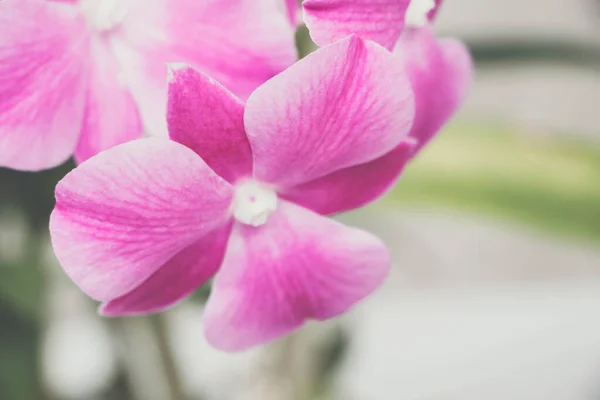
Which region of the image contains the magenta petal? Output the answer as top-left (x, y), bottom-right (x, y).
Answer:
top-left (167, 65), bottom-right (253, 183)
top-left (203, 201), bottom-right (390, 351)
top-left (398, 27), bottom-right (473, 152)
top-left (116, 0), bottom-right (297, 134)
top-left (100, 223), bottom-right (232, 316)
top-left (281, 139), bottom-right (416, 215)
top-left (428, 0), bottom-right (444, 21)
top-left (50, 138), bottom-right (233, 301)
top-left (284, 28), bottom-right (473, 216)
top-left (0, 0), bottom-right (89, 170)
top-left (284, 0), bottom-right (299, 25)
top-left (245, 35), bottom-right (414, 189)
top-left (74, 37), bottom-right (142, 164)
top-left (303, 0), bottom-right (410, 50)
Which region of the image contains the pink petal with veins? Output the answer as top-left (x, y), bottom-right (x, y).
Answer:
top-left (115, 0), bottom-right (298, 135)
top-left (167, 65), bottom-right (253, 183)
top-left (284, 27), bottom-right (472, 215)
top-left (204, 201), bottom-right (390, 351)
top-left (397, 26), bottom-right (473, 152)
top-left (281, 139), bottom-right (416, 215)
top-left (245, 36), bottom-right (414, 189)
top-left (50, 138), bottom-right (233, 301)
top-left (0, 0), bottom-right (89, 170)
top-left (75, 36), bottom-right (142, 163)
top-left (101, 223), bottom-right (232, 316)
top-left (303, 0), bottom-right (410, 50)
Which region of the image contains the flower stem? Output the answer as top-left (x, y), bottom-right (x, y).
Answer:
top-left (150, 314), bottom-right (188, 400)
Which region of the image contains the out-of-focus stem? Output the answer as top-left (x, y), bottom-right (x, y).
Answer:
top-left (150, 314), bottom-right (189, 400)
top-left (117, 315), bottom-right (189, 400)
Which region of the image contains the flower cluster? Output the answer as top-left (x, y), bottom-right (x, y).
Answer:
top-left (2, 0), bottom-right (472, 350)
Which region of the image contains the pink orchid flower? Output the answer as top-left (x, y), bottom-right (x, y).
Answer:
top-left (0, 0), bottom-right (296, 171)
top-left (49, 36), bottom-right (415, 351)
top-left (303, 0), bottom-right (473, 173)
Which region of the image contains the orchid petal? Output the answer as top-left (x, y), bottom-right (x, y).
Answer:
top-left (303, 0), bottom-right (410, 50)
top-left (74, 37), bottom-right (142, 164)
top-left (398, 26), bottom-right (472, 152)
top-left (284, 0), bottom-right (299, 25)
top-left (204, 201), bottom-right (390, 351)
top-left (245, 35), bottom-right (414, 189)
top-left (284, 28), bottom-right (472, 214)
top-left (114, 0), bottom-right (297, 135)
top-left (281, 139), bottom-right (416, 215)
top-left (428, 0), bottom-right (444, 21)
top-left (167, 65), bottom-right (252, 183)
top-left (0, 0), bottom-right (88, 170)
top-left (100, 223), bottom-right (232, 316)
top-left (50, 138), bottom-right (233, 301)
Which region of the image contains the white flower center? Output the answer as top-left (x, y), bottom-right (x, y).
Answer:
top-left (405, 0), bottom-right (436, 27)
top-left (232, 180), bottom-right (277, 227)
top-left (81, 0), bottom-right (130, 32)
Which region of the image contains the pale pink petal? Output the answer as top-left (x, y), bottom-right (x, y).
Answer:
top-left (245, 35), bottom-right (414, 189)
top-left (50, 138), bottom-right (233, 301)
top-left (0, 0), bottom-right (89, 171)
top-left (284, 0), bottom-right (299, 25)
top-left (281, 138), bottom-right (416, 215)
top-left (302, 0), bottom-right (410, 50)
top-left (397, 26), bottom-right (473, 152)
top-left (113, 0), bottom-right (297, 135)
top-left (204, 201), bottom-right (390, 351)
top-left (167, 65), bottom-right (252, 184)
top-left (74, 36), bottom-right (142, 164)
top-left (100, 223), bottom-right (232, 316)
